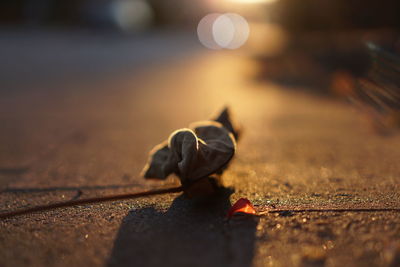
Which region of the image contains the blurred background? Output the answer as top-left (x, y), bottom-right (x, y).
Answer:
top-left (1, 0), bottom-right (399, 108)
top-left (1, 0), bottom-right (400, 88)
top-left (1, 2), bottom-right (400, 266)
top-left (1, 0), bottom-right (400, 178)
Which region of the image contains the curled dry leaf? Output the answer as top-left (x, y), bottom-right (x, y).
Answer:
top-left (142, 107), bottom-right (240, 195)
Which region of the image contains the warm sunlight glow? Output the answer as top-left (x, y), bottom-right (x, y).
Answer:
top-left (228, 0), bottom-right (277, 4)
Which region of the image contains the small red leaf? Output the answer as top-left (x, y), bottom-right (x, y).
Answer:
top-left (227, 198), bottom-right (256, 218)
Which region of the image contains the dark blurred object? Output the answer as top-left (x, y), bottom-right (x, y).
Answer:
top-left (0, 0), bottom-right (208, 31)
top-left (254, 0), bottom-right (400, 91)
top-left (347, 43), bottom-right (400, 134)
top-left (254, 32), bottom-right (373, 93)
top-left (254, 29), bottom-right (400, 93)
top-left (1, 0), bottom-right (83, 25)
top-left (271, 0), bottom-right (400, 32)
top-left (1, 0), bottom-right (156, 32)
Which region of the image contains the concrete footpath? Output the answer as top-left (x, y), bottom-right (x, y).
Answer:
top-left (0, 31), bottom-right (399, 267)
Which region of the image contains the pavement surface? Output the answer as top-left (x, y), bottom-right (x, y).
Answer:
top-left (0, 29), bottom-right (400, 267)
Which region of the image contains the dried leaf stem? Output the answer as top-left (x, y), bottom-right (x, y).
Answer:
top-left (0, 186), bottom-right (183, 219)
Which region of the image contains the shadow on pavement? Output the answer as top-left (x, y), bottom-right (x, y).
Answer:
top-left (108, 189), bottom-right (259, 267)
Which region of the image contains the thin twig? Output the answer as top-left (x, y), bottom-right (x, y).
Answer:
top-left (257, 207), bottom-right (400, 215)
top-left (0, 186), bottom-right (183, 219)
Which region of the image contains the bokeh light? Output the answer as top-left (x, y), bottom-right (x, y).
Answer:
top-left (213, 14), bottom-right (236, 48)
top-left (197, 13), bottom-right (250, 50)
top-left (197, 13), bottom-right (223, 50)
top-left (224, 13), bottom-right (250, 49)
top-left (111, 0), bottom-right (153, 32)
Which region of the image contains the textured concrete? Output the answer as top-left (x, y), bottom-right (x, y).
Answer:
top-left (0, 30), bottom-right (399, 267)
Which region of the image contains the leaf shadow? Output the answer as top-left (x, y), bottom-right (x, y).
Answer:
top-left (107, 188), bottom-right (259, 267)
